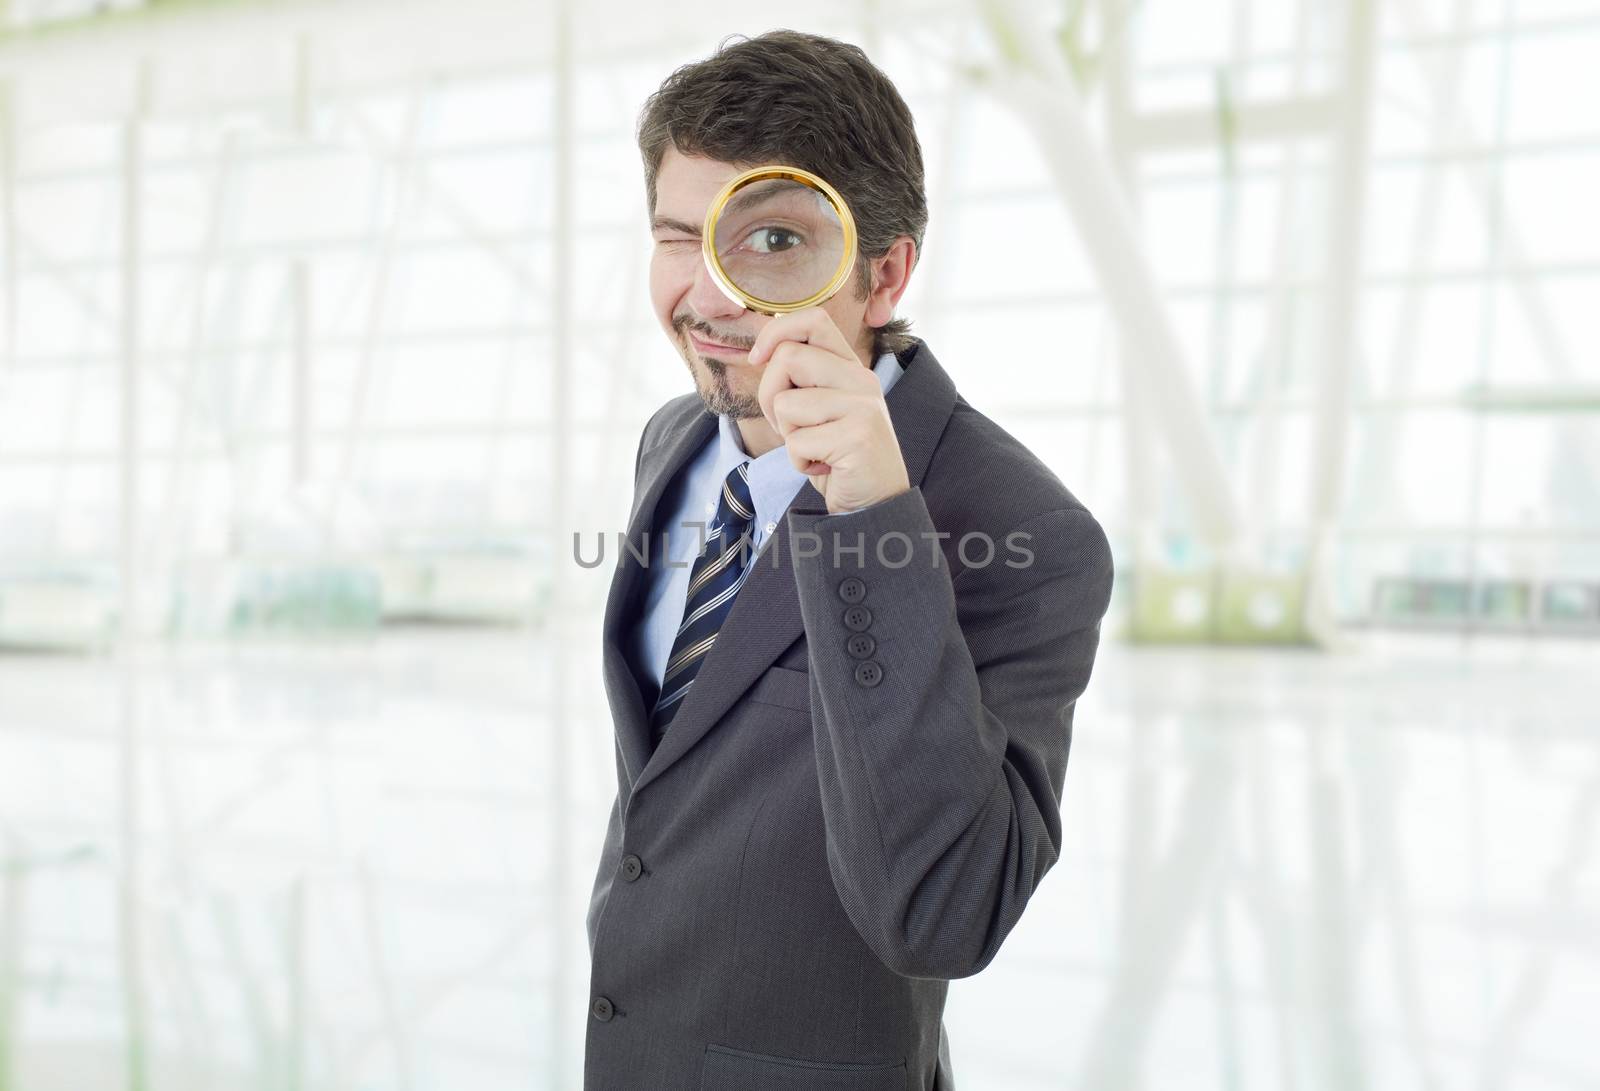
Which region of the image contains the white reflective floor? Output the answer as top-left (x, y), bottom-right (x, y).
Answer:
top-left (1, 626), bottom-right (1595, 1090)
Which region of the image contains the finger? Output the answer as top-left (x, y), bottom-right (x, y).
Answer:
top-left (783, 417), bottom-right (854, 475)
top-left (746, 306), bottom-right (855, 367)
top-left (765, 338), bottom-right (867, 392)
top-left (756, 344), bottom-right (794, 437)
top-left (770, 386), bottom-right (858, 437)
top-left (757, 341), bottom-right (833, 432)
top-left (759, 342), bottom-right (872, 443)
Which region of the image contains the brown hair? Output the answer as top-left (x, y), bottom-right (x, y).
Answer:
top-left (637, 29), bottom-right (927, 358)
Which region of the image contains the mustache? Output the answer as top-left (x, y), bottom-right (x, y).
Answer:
top-left (674, 314), bottom-right (754, 351)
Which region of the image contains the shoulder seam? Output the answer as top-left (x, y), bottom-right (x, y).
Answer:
top-left (640, 394), bottom-right (701, 456)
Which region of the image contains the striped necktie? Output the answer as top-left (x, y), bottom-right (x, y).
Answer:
top-left (649, 460), bottom-right (757, 745)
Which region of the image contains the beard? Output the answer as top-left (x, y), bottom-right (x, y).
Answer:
top-left (691, 355), bottom-right (763, 419)
top-left (673, 314), bottom-right (762, 420)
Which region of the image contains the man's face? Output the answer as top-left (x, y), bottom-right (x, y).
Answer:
top-left (648, 146), bottom-right (874, 420)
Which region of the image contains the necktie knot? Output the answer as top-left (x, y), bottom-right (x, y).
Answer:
top-left (709, 460), bottom-right (756, 548)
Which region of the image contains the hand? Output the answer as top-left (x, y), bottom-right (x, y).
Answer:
top-left (746, 308), bottom-right (911, 515)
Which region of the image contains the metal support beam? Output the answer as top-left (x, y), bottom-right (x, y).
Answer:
top-left (976, 0), bottom-right (1246, 552)
top-left (117, 56), bottom-right (153, 1091)
top-left (0, 75), bottom-right (14, 391)
top-left (1130, 94), bottom-right (1341, 150)
top-left (1301, 0), bottom-right (1378, 647)
top-left (546, 2), bottom-right (576, 1085)
top-left (318, 83), bottom-right (429, 544)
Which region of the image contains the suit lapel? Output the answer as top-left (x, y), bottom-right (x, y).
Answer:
top-left (621, 339), bottom-right (960, 800)
top-left (600, 404), bottom-right (718, 788)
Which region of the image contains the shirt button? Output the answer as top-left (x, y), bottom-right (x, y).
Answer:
top-left (838, 577), bottom-right (867, 603)
top-left (620, 854), bottom-right (643, 882)
top-left (765, 521), bottom-right (776, 533)
top-left (591, 996), bottom-right (615, 1022)
top-left (842, 605), bottom-right (872, 632)
top-left (854, 660), bottom-right (884, 688)
top-left (846, 633), bottom-right (876, 658)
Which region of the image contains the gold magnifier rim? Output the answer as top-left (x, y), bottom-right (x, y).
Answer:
top-left (701, 164), bottom-right (859, 316)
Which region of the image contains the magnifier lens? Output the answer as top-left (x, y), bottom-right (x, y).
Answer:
top-left (710, 178), bottom-right (846, 309)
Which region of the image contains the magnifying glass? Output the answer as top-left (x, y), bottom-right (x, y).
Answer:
top-left (702, 165), bottom-right (858, 316)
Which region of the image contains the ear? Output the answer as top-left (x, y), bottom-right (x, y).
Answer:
top-left (864, 236), bottom-right (916, 328)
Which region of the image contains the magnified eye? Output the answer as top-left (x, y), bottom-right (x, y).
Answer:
top-left (745, 227), bottom-right (803, 254)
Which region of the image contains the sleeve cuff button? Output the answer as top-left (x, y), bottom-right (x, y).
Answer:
top-left (853, 661), bottom-right (883, 688)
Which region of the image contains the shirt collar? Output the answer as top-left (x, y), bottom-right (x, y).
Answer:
top-left (714, 349), bottom-right (905, 531)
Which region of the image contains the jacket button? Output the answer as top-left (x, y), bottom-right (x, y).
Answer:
top-left (846, 633), bottom-right (876, 658)
top-left (591, 996), bottom-right (614, 1022)
top-left (854, 661), bottom-right (883, 688)
top-left (620, 854), bottom-right (642, 882)
top-left (842, 605), bottom-right (872, 632)
top-left (838, 576), bottom-right (866, 603)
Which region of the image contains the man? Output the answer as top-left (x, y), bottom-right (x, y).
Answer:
top-left (586, 29), bottom-right (1114, 1090)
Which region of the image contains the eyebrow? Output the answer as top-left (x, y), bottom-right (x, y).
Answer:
top-left (719, 180), bottom-right (812, 224)
top-left (650, 216), bottom-right (701, 236)
top-left (650, 182), bottom-right (817, 239)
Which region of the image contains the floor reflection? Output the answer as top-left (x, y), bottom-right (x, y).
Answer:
top-left (0, 630), bottom-right (1594, 1089)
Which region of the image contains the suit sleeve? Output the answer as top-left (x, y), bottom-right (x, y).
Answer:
top-left (829, 495), bottom-right (889, 517)
top-left (785, 485), bottom-right (1114, 979)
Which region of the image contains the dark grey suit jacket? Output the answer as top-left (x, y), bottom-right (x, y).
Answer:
top-left (585, 338), bottom-right (1115, 1090)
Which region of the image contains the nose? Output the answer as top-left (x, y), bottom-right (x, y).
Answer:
top-left (685, 250), bottom-right (747, 323)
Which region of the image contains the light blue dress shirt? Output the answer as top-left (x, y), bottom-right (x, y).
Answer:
top-left (630, 350), bottom-right (907, 696)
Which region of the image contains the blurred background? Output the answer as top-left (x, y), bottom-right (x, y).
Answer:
top-left (0, 0), bottom-right (1596, 1088)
